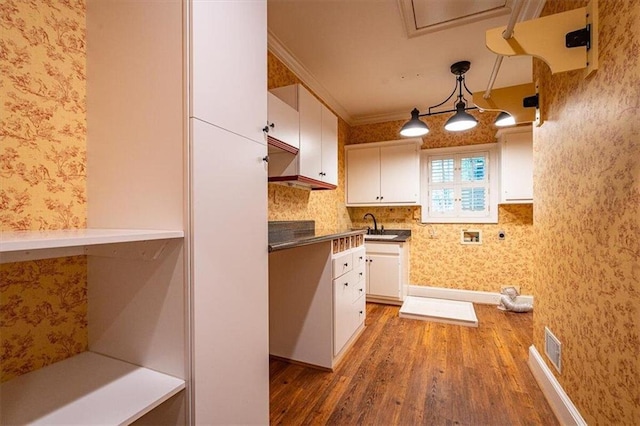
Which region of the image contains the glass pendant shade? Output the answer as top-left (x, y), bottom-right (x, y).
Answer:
top-left (400, 108), bottom-right (429, 137)
top-left (495, 111), bottom-right (516, 127)
top-left (444, 102), bottom-right (478, 132)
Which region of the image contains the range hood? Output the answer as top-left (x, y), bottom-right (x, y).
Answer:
top-left (267, 137), bottom-right (336, 191)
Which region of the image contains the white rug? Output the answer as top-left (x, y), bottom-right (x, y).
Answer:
top-left (399, 296), bottom-right (478, 327)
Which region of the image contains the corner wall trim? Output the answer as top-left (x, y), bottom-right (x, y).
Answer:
top-left (527, 345), bottom-right (587, 426)
top-left (407, 285), bottom-right (533, 306)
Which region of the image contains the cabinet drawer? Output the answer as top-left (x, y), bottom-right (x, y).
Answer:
top-left (365, 242), bottom-right (401, 255)
top-left (353, 264), bottom-right (366, 302)
top-left (352, 247), bottom-right (366, 268)
top-left (332, 251), bottom-right (353, 279)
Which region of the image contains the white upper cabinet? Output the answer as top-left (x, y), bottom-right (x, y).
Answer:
top-left (268, 84), bottom-right (338, 188)
top-left (191, 0), bottom-right (267, 144)
top-left (320, 103), bottom-right (338, 185)
top-left (346, 139), bottom-right (421, 206)
top-left (497, 126), bottom-right (533, 203)
top-left (267, 92), bottom-right (299, 149)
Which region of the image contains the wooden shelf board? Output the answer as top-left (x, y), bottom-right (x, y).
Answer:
top-left (0, 228), bottom-right (184, 253)
top-left (0, 351), bottom-right (185, 425)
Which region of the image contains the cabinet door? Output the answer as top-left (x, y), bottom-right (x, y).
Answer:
top-left (380, 144), bottom-right (420, 204)
top-left (367, 254), bottom-right (401, 299)
top-left (268, 92), bottom-right (299, 149)
top-left (191, 0), bottom-right (266, 143)
top-left (346, 146), bottom-right (381, 204)
top-left (501, 132), bottom-right (533, 202)
top-left (333, 270), bottom-right (353, 356)
top-left (298, 86), bottom-right (323, 180)
top-left (192, 119), bottom-right (269, 425)
top-left (321, 105), bottom-right (338, 185)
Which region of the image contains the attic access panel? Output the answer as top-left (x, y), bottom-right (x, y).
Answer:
top-left (399, 0), bottom-right (511, 37)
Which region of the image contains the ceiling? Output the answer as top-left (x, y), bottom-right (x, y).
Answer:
top-left (267, 0), bottom-right (546, 126)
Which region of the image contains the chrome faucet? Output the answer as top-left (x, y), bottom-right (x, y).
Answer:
top-left (364, 213), bottom-right (377, 234)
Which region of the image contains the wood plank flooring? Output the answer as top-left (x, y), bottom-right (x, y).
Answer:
top-left (270, 302), bottom-right (558, 425)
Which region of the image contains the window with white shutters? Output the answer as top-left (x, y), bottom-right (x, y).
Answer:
top-left (421, 144), bottom-right (498, 223)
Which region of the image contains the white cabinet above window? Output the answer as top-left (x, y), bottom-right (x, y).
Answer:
top-left (346, 139), bottom-right (421, 206)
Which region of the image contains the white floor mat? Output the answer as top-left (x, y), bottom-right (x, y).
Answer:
top-left (399, 296), bottom-right (478, 327)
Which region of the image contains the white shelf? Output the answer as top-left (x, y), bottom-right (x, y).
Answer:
top-left (0, 351), bottom-right (185, 425)
top-left (0, 228), bottom-right (183, 253)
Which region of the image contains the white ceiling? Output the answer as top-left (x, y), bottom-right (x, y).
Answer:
top-left (268, 0), bottom-right (546, 125)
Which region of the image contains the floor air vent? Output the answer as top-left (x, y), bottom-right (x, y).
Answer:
top-left (544, 327), bottom-right (562, 373)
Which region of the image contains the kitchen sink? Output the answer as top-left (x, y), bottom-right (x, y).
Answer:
top-left (364, 234), bottom-right (398, 240)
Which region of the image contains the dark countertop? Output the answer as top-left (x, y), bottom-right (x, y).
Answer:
top-left (363, 229), bottom-right (412, 243)
top-left (268, 221), bottom-right (410, 252)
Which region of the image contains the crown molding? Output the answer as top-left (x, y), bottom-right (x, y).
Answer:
top-left (267, 30), bottom-right (353, 125)
top-left (349, 110), bottom-right (412, 127)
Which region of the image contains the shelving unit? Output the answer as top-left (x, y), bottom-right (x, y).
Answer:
top-left (1, 229), bottom-right (184, 251)
top-left (0, 352), bottom-right (185, 425)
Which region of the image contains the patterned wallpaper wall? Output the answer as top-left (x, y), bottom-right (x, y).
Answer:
top-left (349, 118), bottom-right (536, 292)
top-left (1, 0), bottom-right (88, 382)
top-left (532, 1), bottom-right (640, 424)
top-left (268, 52), bottom-right (536, 294)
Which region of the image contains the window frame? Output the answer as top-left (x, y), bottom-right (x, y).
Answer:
top-left (420, 143), bottom-right (499, 224)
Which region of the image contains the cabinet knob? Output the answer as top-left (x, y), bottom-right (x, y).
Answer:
top-left (262, 156), bottom-right (269, 163)
top-left (344, 282), bottom-right (349, 286)
top-left (359, 311), bottom-right (363, 314)
top-left (375, 196), bottom-right (379, 200)
top-left (380, 196), bottom-right (384, 200)
top-left (262, 122), bottom-right (275, 133)
top-left (344, 262), bottom-right (348, 267)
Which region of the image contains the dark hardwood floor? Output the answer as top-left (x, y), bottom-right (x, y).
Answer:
top-left (270, 302), bottom-right (559, 425)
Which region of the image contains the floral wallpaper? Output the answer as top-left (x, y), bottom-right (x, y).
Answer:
top-left (268, 52), bottom-right (535, 294)
top-left (532, 1), bottom-right (640, 424)
top-left (349, 118), bottom-right (536, 293)
top-left (1, 0), bottom-right (88, 382)
top-left (268, 51), bottom-right (351, 232)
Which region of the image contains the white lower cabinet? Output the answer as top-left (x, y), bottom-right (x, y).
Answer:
top-left (269, 236), bottom-right (366, 369)
top-left (365, 241), bottom-right (409, 304)
top-left (333, 248), bottom-right (366, 356)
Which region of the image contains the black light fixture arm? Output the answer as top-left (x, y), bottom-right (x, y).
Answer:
top-left (417, 64), bottom-right (478, 118)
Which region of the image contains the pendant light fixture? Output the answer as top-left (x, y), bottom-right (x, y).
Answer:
top-left (494, 111), bottom-right (516, 127)
top-left (400, 61), bottom-right (478, 137)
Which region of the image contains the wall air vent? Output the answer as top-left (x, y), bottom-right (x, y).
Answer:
top-left (544, 327), bottom-right (562, 373)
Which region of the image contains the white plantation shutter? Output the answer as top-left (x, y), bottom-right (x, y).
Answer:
top-left (421, 145), bottom-right (498, 223)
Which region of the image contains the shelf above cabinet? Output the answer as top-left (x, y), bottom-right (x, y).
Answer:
top-left (0, 351), bottom-right (185, 425)
top-left (0, 228), bottom-right (184, 263)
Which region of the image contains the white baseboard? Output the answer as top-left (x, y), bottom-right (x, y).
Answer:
top-left (407, 285), bottom-right (534, 306)
top-left (528, 345), bottom-right (586, 426)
